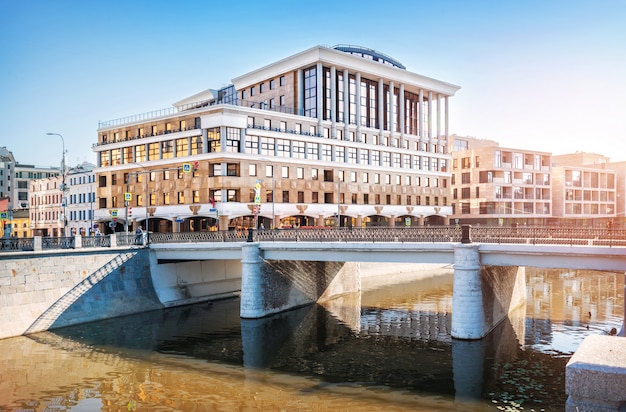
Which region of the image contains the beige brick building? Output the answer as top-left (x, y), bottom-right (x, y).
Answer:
top-left (449, 136), bottom-right (552, 225)
top-left (93, 45), bottom-right (460, 233)
top-left (551, 153), bottom-right (616, 227)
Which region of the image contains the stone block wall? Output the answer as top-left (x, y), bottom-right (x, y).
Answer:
top-left (0, 249), bottom-right (163, 339)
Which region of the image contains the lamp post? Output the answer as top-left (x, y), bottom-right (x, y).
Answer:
top-left (131, 163), bottom-right (149, 244)
top-left (46, 133), bottom-right (67, 237)
top-left (89, 180), bottom-right (94, 235)
top-left (336, 178), bottom-right (342, 228)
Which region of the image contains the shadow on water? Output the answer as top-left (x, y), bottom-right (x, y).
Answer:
top-left (11, 268), bottom-right (620, 411)
top-left (43, 296), bottom-right (553, 409)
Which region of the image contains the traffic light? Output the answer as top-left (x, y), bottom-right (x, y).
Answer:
top-left (193, 161), bottom-right (199, 172)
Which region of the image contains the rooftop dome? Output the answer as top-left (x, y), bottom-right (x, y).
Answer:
top-left (332, 44), bottom-right (406, 70)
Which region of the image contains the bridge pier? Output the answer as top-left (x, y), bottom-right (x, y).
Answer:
top-left (240, 242), bottom-right (360, 319)
top-left (452, 244), bottom-right (484, 339)
top-left (451, 244), bottom-right (526, 340)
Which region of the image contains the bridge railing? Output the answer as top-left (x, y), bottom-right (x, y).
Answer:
top-left (470, 226), bottom-right (626, 247)
top-left (3, 226), bottom-right (625, 253)
top-left (82, 235), bottom-right (112, 248)
top-left (148, 230), bottom-right (249, 243)
top-left (254, 226), bottom-right (462, 243)
top-left (0, 237), bottom-right (35, 252)
top-left (42, 236), bottom-right (75, 249)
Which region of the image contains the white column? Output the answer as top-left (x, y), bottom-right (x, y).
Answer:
top-left (389, 81), bottom-right (395, 135)
top-left (437, 93), bottom-right (441, 139)
top-left (445, 96), bottom-right (449, 140)
top-left (330, 66), bottom-right (337, 138)
top-left (418, 89), bottom-right (424, 141)
top-left (399, 84), bottom-right (405, 139)
top-left (355, 72), bottom-right (362, 135)
top-left (316, 62), bottom-right (323, 128)
top-left (297, 68), bottom-right (304, 116)
top-left (428, 91), bottom-right (433, 141)
top-left (343, 69), bottom-right (349, 138)
top-left (378, 78), bottom-right (385, 135)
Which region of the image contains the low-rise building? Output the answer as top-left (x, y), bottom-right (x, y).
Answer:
top-left (449, 135), bottom-right (552, 225)
top-left (551, 153), bottom-right (616, 227)
top-left (30, 176), bottom-right (64, 237)
top-left (67, 162), bottom-right (97, 235)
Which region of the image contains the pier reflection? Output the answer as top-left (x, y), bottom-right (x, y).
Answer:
top-left (0, 267), bottom-right (622, 411)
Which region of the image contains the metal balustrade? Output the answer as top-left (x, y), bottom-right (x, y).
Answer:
top-left (2, 226), bottom-right (626, 253)
top-left (0, 237), bottom-right (35, 251)
top-left (42, 236), bottom-right (75, 250)
top-left (82, 235), bottom-right (112, 248)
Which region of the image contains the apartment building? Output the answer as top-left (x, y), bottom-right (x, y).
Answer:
top-left (67, 162), bottom-right (97, 235)
top-left (551, 153), bottom-right (616, 227)
top-left (93, 45), bottom-right (460, 233)
top-left (30, 175), bottom-right (64, 237)
top-left (449, 136), bottom-right (552, 225)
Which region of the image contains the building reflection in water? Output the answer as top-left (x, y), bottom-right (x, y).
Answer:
top-left (0, 266), bottom-right (622, 411)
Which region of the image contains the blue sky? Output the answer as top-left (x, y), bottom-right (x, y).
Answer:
top-left (1, 0), bottom-right (625, 166)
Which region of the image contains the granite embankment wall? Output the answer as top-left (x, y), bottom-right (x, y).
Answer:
top-left (0, 249), bottom-right (163, 340)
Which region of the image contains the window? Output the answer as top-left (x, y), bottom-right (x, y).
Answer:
top-left (178, 192), bottom-right (184, 204)
top-left (163, 193), bottom-right (170, 205)
top-left (266, 165), bottom-right (273, 177)
top-left (249, 164), bottom-right (257, 176)
top-left (311, 168), bottom-right (318, 180)
top-left (280, 95), bottom-right (285, 106)
top-left (297, 191), bottom-right (304, 203)
top-left (227, 163), bottom-right (239, 177)
top-left (280, 75), bottom-right (285, 86)
top-left (193, 190), bottom-right (200, 203)
top-left (312, 191), bottom-right (319, 204)
top-left (270, 79), bottom-right (275, 90)
top-left (282, 166), bottom-right (289, 178)
top-left (211, 163), bottom-right (222, 177)
top-left (297, 167), bottom-right (304, 179)
top-left (282, 191), bottom-right (290, 203)
top-left (260, 83), bottom-right (265, 93)
top-left (227, 189), bottom-right (238, 202)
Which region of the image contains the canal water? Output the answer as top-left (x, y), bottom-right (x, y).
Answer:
top-left (0, 266), bottom-right (623, 411)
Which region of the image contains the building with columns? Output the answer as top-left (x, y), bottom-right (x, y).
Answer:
top-left (93, 45), bottom-right (460, 233)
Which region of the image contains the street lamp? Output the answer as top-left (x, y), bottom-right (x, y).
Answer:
top-left (131, 163), bottom-right (149, 244)
top-left (336, 177), bottom-right (342, 228)
top-left (46, 133), bottom-right (67, 237)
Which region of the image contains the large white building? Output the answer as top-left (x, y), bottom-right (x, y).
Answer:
top-left (93, 45), bottom-right (461, 233)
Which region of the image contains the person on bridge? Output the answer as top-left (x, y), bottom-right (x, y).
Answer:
top-left (135, 227), bottom-right (144, 245)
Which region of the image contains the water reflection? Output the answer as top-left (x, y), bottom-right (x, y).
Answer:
top-left (0, 267), bottom-right (622, 411)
